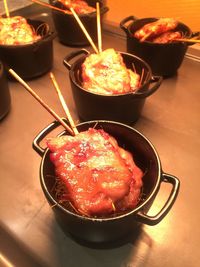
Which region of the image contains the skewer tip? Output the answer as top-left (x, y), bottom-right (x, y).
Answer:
top-left (49, 72), bottom-right (54, 79)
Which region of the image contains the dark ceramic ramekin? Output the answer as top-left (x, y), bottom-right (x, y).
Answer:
top-left (0, 18), bottom-right (56, 80)
top-left (49, 0), bottom-right (109, 46)
top-left (63, 49), bottom-right (162, 124)
top-left (33, 120), bottom-right (180, 243)
top-left (120, 16), bottom-right (199, 77)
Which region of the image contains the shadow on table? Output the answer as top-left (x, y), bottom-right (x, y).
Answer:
top-left (50, 218), bottom-right (153, 267)
top-left (0, 222), bottom-right (47, 267)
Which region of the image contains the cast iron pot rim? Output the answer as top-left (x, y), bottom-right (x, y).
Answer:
top-left (69, 51), bottom-right (153, 97)
top-left (40, 120), bottom-right (162, 222)
top-left (0, 18), bottom-right (54, 49)
top-left (125, 16), bottom-right (193, 47)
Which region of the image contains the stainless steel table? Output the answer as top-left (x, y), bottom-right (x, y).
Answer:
top-left (0, 6), bottom-right (200, 267)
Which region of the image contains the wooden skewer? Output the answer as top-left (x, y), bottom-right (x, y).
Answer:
top-left (132, 63), bottom-right (137, 73)
top-left (96, 2), bottom-right (102, 53)
top-left (140, 32), bottom-right (152, 42)
top-left (3, 0), bottom-right (10, 17)
top-left (32, 0), bottom-right (99, 53)
top-left (175, 38), bottom-right (200, 44)
top-left (70, 7), bottom-right (99, 53)
top-left (139, 68), bottom-right (145, 86)
top-left (140, 35), bottom-right (200, 44)
top-left (49, 72), bottom-right (79, 135)
top-left (31, 0), bottom-right (70, 14)
top-left (9, 69), bottom-right (74, 136)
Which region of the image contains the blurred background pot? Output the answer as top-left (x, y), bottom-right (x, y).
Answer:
top-left (33, 120), bottom-right (180, 243)
top-left (63, 49), bottom-right (162, 125)
top-left (49, 0), bottom-right (109, 46)
top-left (0, 19), bottom-right (56, 80)
top-left (120, 16), bottom-right (199, 77)
top-left (0, 62), bottom-right (11, 120)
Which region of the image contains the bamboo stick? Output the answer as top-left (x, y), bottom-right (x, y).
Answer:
top-left (31, 0), bottom-right (70, 14)
top-left (3, 0), bottom-right (10, 17)
top-left (49, 72), bottom-right (79, 135)
top-left (96, 2), bottom-right (102, 53)
top-left (70, 7), bottom-right (99, 53)
top-left (9, 69), bottom-right (74, 136)
top-left (31, 0), bottom-right (99, 53)
top-left (175, 38), bottom-right (200, 44)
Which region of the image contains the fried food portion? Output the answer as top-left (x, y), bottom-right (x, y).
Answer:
top-left (58, 0), bottom-right (96, 14)
top-left (82, 48), bottom-right (140, 95)
top-left (0, 16), bottom-right (41, 45)
top-left (47, 128), bottom-right (143, 216)
top-left (134, 18), bottom-right (179, 42)
top-left (152, 31), bottom-right (182, 43)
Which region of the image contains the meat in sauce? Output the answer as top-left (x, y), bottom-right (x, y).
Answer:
top-left (134, 18), bottom-right (180, 43)
top-left (47, 128), bottom-right (143, 217)
top-left (0, 16), bottom-right (41, 45)
top-left (58, 0), bottom-right (96, 14)
top-left (82, 48), bottom-right (140, 95)
top-left (152, 31), bottom-right (182, 43)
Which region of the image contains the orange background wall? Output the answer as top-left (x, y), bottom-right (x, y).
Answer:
top-left (105, 0), bottom-right (200, 32)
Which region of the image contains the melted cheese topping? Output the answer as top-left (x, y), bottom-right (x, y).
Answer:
top-left (82, 49), bottom-right (140, 95)
top-left (0, 16), bottom-right (41, 45)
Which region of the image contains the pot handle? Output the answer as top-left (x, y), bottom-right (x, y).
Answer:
top-left (136, 173), bottom-right (180, 225)
top-left (100, 6), bottom-right (109, 15)
top-left (32, 119), bottom-right (67, 157)
top-left (42, 30), bottom-right (57, 42)
top-left (32, 31), bottom-right (56, 52)
top-left (63, 49), bottom-right (90, 71)
top-left (187, 31), bottom-right (200, 46)
top-left (191, 31), bottom-right (200, 38)
top-left (134, 75), bottom-right (163, 98)
top-left (120, 15), bottom-right (138, 34)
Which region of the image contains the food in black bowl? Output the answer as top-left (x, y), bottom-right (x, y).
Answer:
top-left (48, 0), bottom-right (109, 46)
top-left (33, 120), bottom-right (180, 243)
top-left (0, 61), bottom-right (11, 120)
top-left (120, 16), bottom-right (200, 77)
top-left (0, 16), bottom-right (55, 80)
top-left (63, 48), bottom-right (162, 124)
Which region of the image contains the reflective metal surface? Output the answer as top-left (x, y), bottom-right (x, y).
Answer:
top-left (0, 5), bottom-right (200, 267)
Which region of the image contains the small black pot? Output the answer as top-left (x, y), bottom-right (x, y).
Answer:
top-left (33, 120), bottom-right (180, 243)
top-left (0, 19), bottom-right (56, 80)
top-left (63, 49), bottom-right (162, 124)
top-left (0, 62), bottom-right (11, 120)
top-left (120, 16), bottom-right (200, 77)
top-left (49, 0), bottom-right (109, 46)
